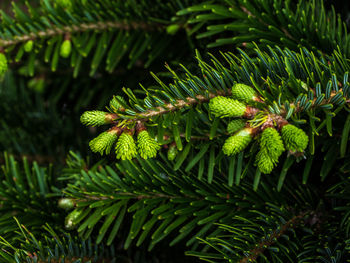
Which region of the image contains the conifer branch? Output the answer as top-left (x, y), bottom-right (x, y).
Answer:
top-left (0, 21), bottom-right (164, 47)
top-left (238, 211), bottom-right (310, 263)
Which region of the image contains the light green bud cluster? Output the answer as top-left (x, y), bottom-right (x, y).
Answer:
top-left (227, 119), bottom-right (246, 134)
top-left (167, 144), bottom-right (178, 161)
top-left (115, 132), bottom-right (138, 160)
top-left (209, 96), bottom-right (246, 118)
top-left (0, 53), bottom-right (8, 76)
top-left (56, 0), bottom-right (72, 10)
top-left (231, 83), bottom-right (258, 103)
top-left (60, 39), bottom-right (72, 58)
top-left (65, 209), bottom-right (82, 230)
top-left (256, 127), bottom-right (284, 174)
top-left (281, 124), bottom-right (309, 152)
top-left (24, 40), bottom-right (34, 53)
top-left (89, 130), bottom-right (119, 155)
top-left (222, 128), bottom-right (253, 156)
top-left (80, 111), bottom-right (115, 126)
top-left (137, 130), bottom-right (160, 159)
top-left (109, 95), bottom-right (126, 112)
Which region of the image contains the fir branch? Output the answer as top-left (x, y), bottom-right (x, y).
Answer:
top-left (0, 20), bottom-right (164, 48)
top-left (239, 211), bottom-right (310, 263)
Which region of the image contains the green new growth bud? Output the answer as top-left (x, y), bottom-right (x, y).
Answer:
top-left (255, 149), bottom-right (275, 174)
top-left (60, 39), bottom-right (72, 58)
top-left (167, 144), bottom-right (178, 161)
top-left (115, 132), bottom-right (137, 160)
top-left (0, 53), bottom-right (8, 76)
top-left (227, 119), bottom-right (246, 134)
top-left (56, 0), bottom-right (72, 9)
top-left (281, 124), bottom-right (309, 152)
top-left (65, 209), bottom-right (83, 230)
top-left (222, 128), bottom-right (253, 156)
top-left (209, 96), bottom-right (246, 118)
top-left (89, 129), bottom-right (119, 155)
top-left (260, 127), bottom-right (284, 161)
top-left (58, 198), bottom-right (75, 210)
top-left (231, 83), bottom-right (258, 103)
top-left (80, 111), bottom-right (116, 126)
top-left (137, 130), bottom-right (160, 159)
top-left (24, 40), bottom-right (34, 53)
top-left (109, 95), bottom-right (126, 111)
top-left (166, 24), bottom-right (180, 35)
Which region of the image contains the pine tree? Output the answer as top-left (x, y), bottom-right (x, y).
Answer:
top-left (1, 0), bottom-right (350, 262)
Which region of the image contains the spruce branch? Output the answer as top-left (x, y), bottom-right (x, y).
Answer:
top-left (238, 211), bottom-right (310, 263)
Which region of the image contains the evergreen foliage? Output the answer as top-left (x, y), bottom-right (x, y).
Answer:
top-left (2, 0), bottom-right (350, 262)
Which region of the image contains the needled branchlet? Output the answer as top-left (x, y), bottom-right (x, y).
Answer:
top-left (209, 96), bottom-right (246, 118)
top-left (281, 124), bottom-right (309, 152)
top-left (80, 111), bottom-right (117, 126)
top-left (115, 130), bottom-right (137, 160)
top-left (222, 127), bottom-right (253, 156)
top-left (60, 39), bottom-right (72, 58)
top-left (227, 119), bottom-right (246, 134)
top-left (0, 53), bottom-right (8, 76)
top-left (89, 127), bottom-right (121, 155)
top-left (231, 83), bottom-right (259, 103)
top-left (137, 127), bottom-right (160, 159)
top-left (24, 40), bottom-right (34, 53)
top-left (256, 127), bottom-right (284, 174)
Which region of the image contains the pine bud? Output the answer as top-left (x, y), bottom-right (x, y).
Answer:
top-left (65, 209), bottom-right (82, 230)
top-left (24, 40), bottom-right (34, 53)
top-left (166, 24), bottom-right (180, 35)
top-left (227, 119), bottom-right (246, 134)
top-left (222, 128), bottom-right (253, 156)
top-left (109, 95), bottom-right (126, 111)
top-left (167, 143), bottom-right (178, 161)
top-left (137, 130), bottom-right (160, 159)
top-left (281, 124), bottom-right (308, 152)
top-left (255, 149), bottom-right (275, 174)
top-left (60, 39), bottom-right (72, 58)
top-left (56, 0), bottom-right (72, 9)
top-left (231, 83), bottom-right (259, 103)
top-left (115, 132), bottom-right (137, 160)
top-left (89, 128), bottom-right (120, 155)
top-left (58, 198), bottom-right (75, 210)
top-left (209, 96), bottom-right (246, 118)
top-left (80, 111), bottom-right (117, 126)
top-left (0, 53), bottom-right (8, 76)
top-left (260, 127), bottom-right (284, 161)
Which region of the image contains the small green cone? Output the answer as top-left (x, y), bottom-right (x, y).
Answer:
top-left (115, 132), bottom-right (137, 160)
top-left (65, 209), bottom-right (83, 230)
top-left (255, 149), bottom-right (275, 174)
top-left (231, 83), bottom-right (258, 103)
top-left (167, 144), bottom-right (178, 161)
top-left (137, 130), bottom-right (160, 159)
top-left (109, 95), bottom-right (126, 112)
top-left (58, 198), bottom-right (75, 210)
top-left (222, 128), bottom-right (253, 156)
top-left (80, 111), bottom-right (116, 126)
top-left (227, 119), bottom-right (246, 134)
top-left (260, 127), bottom-right (284, 161)
top-left (0, 53), bottom-right (8, 76)
top-left (209, 96), bottom-right (246, 118)
top-left (24, 40), bottom-right (34, 53)
top-left (60, 39), bottom-right (72, 58)
top-left (281, 124), bottom-right (309, 152)
top-left (89, 129), bottom-right (119, 155)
